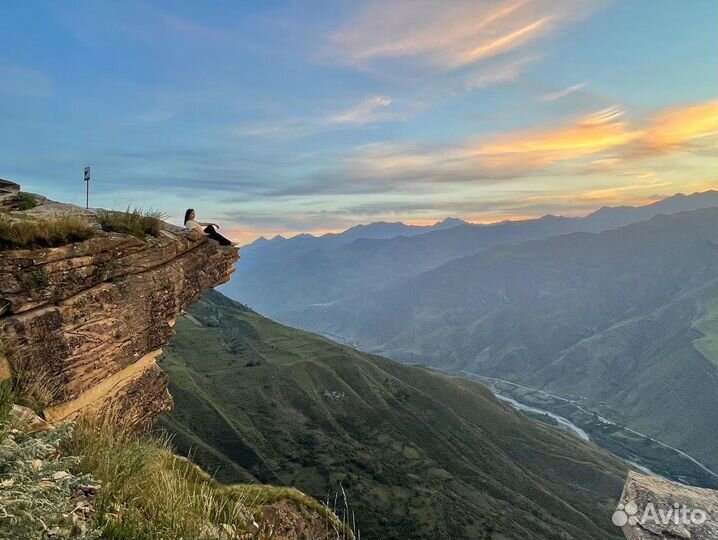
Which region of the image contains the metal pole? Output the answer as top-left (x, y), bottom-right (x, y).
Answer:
top-left (84, 166), bottom-right (91, 209)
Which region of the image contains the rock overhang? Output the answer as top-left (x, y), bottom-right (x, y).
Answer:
top-left (0, 183), bottom-right (239, 429)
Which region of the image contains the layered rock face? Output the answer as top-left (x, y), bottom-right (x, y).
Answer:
top-left (618, 472), bottom-right (718, 539)
top-left (0, 181), bottom-right (239, 429)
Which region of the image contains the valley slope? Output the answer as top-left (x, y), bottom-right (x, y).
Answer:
top-left (159, 290), bottom-right (628, 540)
top-left (290, 208), bottom-right (718, 480)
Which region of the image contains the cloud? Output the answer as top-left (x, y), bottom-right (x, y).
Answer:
top-left (275, 99), bottom-right (718, 197)
top-left (232, 95), bottom-right (409, 138)
top-left (328, 0), bottom-right (596, 73)
top-left (326, 96), bottom-right (393, 125)
top-left (464, 55), bottom-right (540, 90)
top-left (326, 106), bottom-right (641, 187)
top-left (541, 82), bottom-right (587, 102)
top-left (471, 106), bottom-right (642, 169)
top-left (637, 100), bottom-right (718, 154)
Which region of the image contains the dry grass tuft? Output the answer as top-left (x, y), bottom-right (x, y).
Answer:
top-left (96, 207), bottom-right (165, 240)
top-left (64, 411), bottom-right (260, 540)
top-left (8, 355), bottom-right (64, 413)
top-left (0, 213), bottom-right (95, 250)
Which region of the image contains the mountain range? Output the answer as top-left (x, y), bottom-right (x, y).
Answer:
top-left (220, 191), bottom-right (718, 483)
top-left (222, 191), bottom-right (718, 318)
top-left (159, 290), bottom-right (628, 540)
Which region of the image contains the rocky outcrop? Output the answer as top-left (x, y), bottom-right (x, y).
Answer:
top-left (618, 471), bottom-right (718, 539)
top-left (0, 181), bottom-right (239, 429)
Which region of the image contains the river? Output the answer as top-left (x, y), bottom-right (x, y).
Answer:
top-left (492, 392), bottom-right (591, 441)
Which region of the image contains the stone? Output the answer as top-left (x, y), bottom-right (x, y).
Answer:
top-left (10, 404), bottom-right (52, 432)
top-left (618, 471), bottom-right (718, 540)
top-left (0, 186), bottom-right (239, 429)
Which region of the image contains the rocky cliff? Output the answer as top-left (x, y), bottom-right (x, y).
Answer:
top-left (0, 180), bottom-right (239, 429)
top-left (618, 472), bottom-right (718, 539)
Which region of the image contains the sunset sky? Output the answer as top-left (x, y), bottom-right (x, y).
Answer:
top-left (1, 1), bottom-right (716, 244)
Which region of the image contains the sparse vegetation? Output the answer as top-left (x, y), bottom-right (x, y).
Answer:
top-left (97, 258), bottom-right (121, 279)
top-left (160, 290), bottom-right (628, 540)
top-left (96, 208), bottom-right (165, 240)
top-left (0, 380), bottom-right (13, 437)
top-left (12, 192), bottom-right (39, 211)
top-left (0, 214), bottom-right (95, 250)
top-left (63, 412), bottom-right (348, 540)
top-left (10, 356), bottom-right (64, 413)
top-left (0, 350), bottom-right (349, 540)
top-left (20, 266), bottom-right (50, 289)
top-left (0, 382), bottom-right (101, 540)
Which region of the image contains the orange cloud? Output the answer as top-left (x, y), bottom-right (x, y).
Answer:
top-left (469, 100), bottom-right (717, 172)
top-left (472, 107), bottom-right (641, 168)
top-left (326, 100), bottom-right (717, 194)
top-left (329, 0), bottom-right (595, 71)
top-left (640, 100), bottom-right (718, 152)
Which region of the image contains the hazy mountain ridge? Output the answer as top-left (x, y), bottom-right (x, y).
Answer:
top-left (283, 208), bottom-right (718, 477)
top-left (244, 216), bottom-right (468, 252)
top-left (160, 290), bottom-right (628, 540)
top-left (222, 191), bottom-right (718, 317)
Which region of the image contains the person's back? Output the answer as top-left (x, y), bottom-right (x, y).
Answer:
top-left (183, 208), bottom-right (236, 246)
top-left (184, 217), bottom-right (204, 233)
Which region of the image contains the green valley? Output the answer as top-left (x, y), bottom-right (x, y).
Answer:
top-left (283, 208), bottom-right (718, 479)
top-left (159, 290), bottom-right (628, 540)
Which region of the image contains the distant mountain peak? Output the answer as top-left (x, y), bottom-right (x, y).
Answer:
top-left (436, 217), bottom-right (468, 227)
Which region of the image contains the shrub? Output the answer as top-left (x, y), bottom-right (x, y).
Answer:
top-left (96, 208), bottom-right (165, 240)
top-left (13, 192), bottom-right (38, 211)
top-left (0, 214), bottom-right (95, 250)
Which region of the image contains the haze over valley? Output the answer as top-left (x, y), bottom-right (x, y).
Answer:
top-left (221, 192), bottom-right (718, 487)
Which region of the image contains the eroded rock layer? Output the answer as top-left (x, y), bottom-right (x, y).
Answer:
top-left (0, 182), bottom-right (238, 428)
top-left (619, 471), bottom-right (718, 539)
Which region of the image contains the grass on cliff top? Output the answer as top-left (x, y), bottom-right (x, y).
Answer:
top-left (96, 207), bottom-right (166, 240)
top-left (0, 213), bottom-right (95, 250)
top-left (63, 411), bottom-right (350, 540)
top-left (0, 191), bottom-right (38, 211)
top-left (10, 192), bottom-right (38, 211)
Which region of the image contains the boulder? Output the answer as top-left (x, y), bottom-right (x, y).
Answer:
top-left (618, 471), bottom-right (718, 539)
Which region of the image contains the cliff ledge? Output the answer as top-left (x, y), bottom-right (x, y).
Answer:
top-left (0, 179), bottom-right (239, 429)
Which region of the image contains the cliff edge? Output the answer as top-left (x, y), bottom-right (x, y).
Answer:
top-left (618, 471), bottom-right (718, 539)
top-left (0, 179), bottom-right (239, 429)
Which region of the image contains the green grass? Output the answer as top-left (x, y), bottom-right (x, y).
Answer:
top-left (0, 380), bottom-right (13, 439)
top-left (1, 338), bottom-right (349, 539)
top-left (96, 207), bottom-right (165, 240)
top-left (63, 411), bottom-right (349, 540)
top-left (159, 290), bottom-right (628, 540)
top-left (12, 192), bottom-right (38, 210)
top-left (0, 213), bottom-right (95, 250)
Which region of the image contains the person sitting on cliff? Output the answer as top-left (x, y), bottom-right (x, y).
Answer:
top-left (184, 208), bottom-right (236, 247)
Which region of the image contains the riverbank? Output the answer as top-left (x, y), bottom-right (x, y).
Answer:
top-left (465, 373), bottom-right (717, 489)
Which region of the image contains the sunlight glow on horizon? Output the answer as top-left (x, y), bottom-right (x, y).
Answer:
top-left (0, 1), bottom-right (715, 244)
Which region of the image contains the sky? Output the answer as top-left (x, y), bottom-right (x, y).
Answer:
top-left (1, 0), bottom-right (716, 244)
